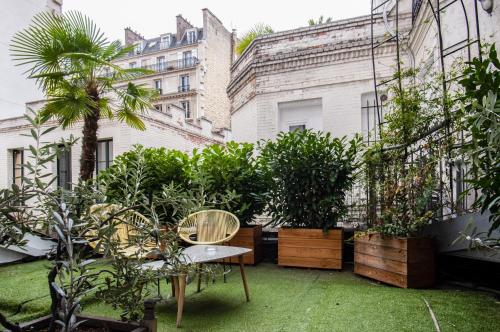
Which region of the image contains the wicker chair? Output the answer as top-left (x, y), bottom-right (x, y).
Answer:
top-left (178, 209), bottom-right (240, 245)
top-left (88, 203), bottom-right (158, 258)
top-left (178, 209), bottom-right (240, 284)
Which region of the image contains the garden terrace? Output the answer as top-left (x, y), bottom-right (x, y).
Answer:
top-left (0, 260), bottom-right (499, 331)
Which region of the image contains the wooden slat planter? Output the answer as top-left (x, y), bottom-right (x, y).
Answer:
top-left (278, 228), bottom-right (343, 269)
top-left (354, 233), bottom-right (435, 288)
top-left (226, 225), bottom-right (263, 265)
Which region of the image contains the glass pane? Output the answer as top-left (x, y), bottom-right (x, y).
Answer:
top-left (108, 141), bottom-right (113, 166)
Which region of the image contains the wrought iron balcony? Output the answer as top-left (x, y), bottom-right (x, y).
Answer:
top-left (178, 85), bottom-right (190, 93)
top-left (142, 57), bottom-right (199, 73)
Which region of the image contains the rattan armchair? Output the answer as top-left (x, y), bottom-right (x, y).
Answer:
top-left (177, 209), bottom-right (240, 245)
top-left (88, 203), bottom-right (158, 258)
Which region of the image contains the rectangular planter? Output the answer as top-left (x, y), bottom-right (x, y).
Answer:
top-left (354, 233), bottom-right (435, 288)
top-left (227, 225), bottom-right (263, 265)
top-left (278, 228), bottom-right (343, 269)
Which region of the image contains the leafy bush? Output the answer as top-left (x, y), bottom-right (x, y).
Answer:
top-left (191, 142), bottom-right (267, 226)
top-left (236, 23), bottom-right (274, 55)
top-left (98, 145), bottom-right (190, 207)
top-left (459, 44), bottom-right (500, 234)
top-left (259, 130), bottom-right (362, 231)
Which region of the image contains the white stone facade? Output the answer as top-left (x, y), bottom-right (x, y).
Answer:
top-left (0, 101), bottom-right (230, 189)
top-left (228, 0), bottom-right (499, 143)
top-left (0, 0), bottom-right (62, 119)
top-left (114, 8), bottom-right (234, 129)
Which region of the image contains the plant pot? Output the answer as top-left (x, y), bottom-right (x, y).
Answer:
top-left (278, 228), bottom-right (343, 269)
top-left (226, 225), bottom-right (263, 265)
top-left (354, 233), bottom-right (435, 288)
top-left (17, 314), bottom-right (148, 331)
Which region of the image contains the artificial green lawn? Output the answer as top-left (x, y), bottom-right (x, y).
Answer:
top-left (0, 260), bottom-right (499, 331)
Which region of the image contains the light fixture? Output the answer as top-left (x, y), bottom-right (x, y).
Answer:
top-left (479, 0), bottom-right (494, 14)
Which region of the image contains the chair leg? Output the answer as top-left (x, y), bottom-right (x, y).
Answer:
top-left (176, 274), bottom-right (187, 328)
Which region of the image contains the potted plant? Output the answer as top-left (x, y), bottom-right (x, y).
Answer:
top-left (191, 142), bottom-right (267, 264)
top-left (259, 130), bottom-right (361, 269)
top-left (354, 68), bottom-right (442, 288)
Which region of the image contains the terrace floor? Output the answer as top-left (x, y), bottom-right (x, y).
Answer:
top-left (0, 260), bottom-right (499, 331)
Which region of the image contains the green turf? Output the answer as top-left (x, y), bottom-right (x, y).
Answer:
top-left (0, 260), bottom-right (499, 331)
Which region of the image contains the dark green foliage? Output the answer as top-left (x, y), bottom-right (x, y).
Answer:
top-left (459, 44), bottom-right (500, 234)
top-left (98, 145), bottom-right (190, 203)
top-left (192, 142), bottom-right (267, 226)
top-left (259, 130), bottom-right (362, 231)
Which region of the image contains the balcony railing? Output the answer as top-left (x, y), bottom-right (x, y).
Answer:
top-left (142, 57), bottom-right (199, 73)
top-left (178, 85), bottom-right (190, 93)
top-left (102, 57), bottom-right (199, 78)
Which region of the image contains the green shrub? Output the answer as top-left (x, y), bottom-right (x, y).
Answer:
top-left (98, 144), bottom-right (190, 205)
top-left (192, 142), bottom-right (267, 226)
top-left (259, 130), bottom-right (362, 231)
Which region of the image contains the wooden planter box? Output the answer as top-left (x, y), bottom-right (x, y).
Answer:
top-left (226, 225), bottom-right (263, 265)
top-left (17, 314), bottom-right (148, 331)
top-left (354, 233), bottom-right (435, 288)
top-left (278, 228), bottom-right (343, 269)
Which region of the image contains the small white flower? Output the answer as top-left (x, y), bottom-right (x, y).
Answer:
top-left (465, 236), bottom-right (472, 241)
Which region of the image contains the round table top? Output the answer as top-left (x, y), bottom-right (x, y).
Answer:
top-left (141, 244), bottom-right (252, 271)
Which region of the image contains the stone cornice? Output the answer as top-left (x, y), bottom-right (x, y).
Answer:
top-left (227, 40), bottom-right (398, 99)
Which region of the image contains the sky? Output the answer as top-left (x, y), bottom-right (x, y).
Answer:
top-left (63, 0), bottom-right (370, 42)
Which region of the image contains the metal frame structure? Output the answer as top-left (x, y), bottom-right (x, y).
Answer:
top-left (362, 0), bottom-right (483, 223)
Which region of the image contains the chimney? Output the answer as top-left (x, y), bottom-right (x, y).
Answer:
top-left (124, 27), bottom-right (144, 46)
top-left (176, 15), bottom-right (193, 41)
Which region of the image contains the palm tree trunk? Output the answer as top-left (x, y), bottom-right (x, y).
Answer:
top-left (80, 86), bottom-right (100, 181)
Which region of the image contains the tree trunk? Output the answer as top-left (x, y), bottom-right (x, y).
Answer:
top-left (80, 86), bottom-right (100, 181)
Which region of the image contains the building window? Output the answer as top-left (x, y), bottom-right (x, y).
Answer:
top-left (154, 79), bottom-right (162, 94)
top-left (289, 124), bottom-right (306, 132)
top-left (12, 149), bottom-right (23, 187)
top-left (361, 92), bottom-right (386, 143)
top-left (157, 56), bottom-right (165, 71)
top-left (96, 140), bottom-right (113, 175)
top-left (57, 146), bottom-right (71, 190)
top-left (161, 35), bottom-right (171, 49)
top-left (182, 51), bottom-right (192, 67)
top-left (179, 75), bottom-right (190, 92)
top-left (181, 101), bottom-right (191, 118)
top-left (187, 30), bottom-right (196, 43)
top-left (134, 43), bottom-right (142, 54)
top-left (154, 104), bottom-right (163, 112)
top-left (129, 62), bottom-right (137, 69)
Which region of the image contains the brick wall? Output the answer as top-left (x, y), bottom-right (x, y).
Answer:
top-left (201, 9), bottom-right (233, 129)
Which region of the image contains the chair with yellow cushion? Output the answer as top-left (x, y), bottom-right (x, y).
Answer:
top-left (88, 203), bottom-right (158, 258)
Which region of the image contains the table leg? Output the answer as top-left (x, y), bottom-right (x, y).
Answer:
top-left (197, 263), bottom-right (202, 293)
top-left (238, 255), bottom-right (250, 302)
top-left (172, 276), bottom-right (179, 300)
top-left (176, 274), bottom-right (187, 328)
top-left (170, 277), bottom-right (176, 298)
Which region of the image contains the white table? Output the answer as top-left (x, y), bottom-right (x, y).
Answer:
top-left (142, 245), bottom-right (252, 328)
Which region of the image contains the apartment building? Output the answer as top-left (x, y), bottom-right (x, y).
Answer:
top-left (114, 8), bottom-right (235, 129)
top-left (0, 8), bottom-right (234, 189)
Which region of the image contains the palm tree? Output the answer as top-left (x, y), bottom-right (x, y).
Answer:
top-left (236, 23), bottom-right (274, 55)
top-left (308, 16), bottom-right (333, 26)
top-left (10, 11), bottom-right (156, 180)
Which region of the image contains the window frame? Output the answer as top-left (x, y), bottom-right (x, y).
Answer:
top-left (95, 139), bottom-right (113, 176)
top-left (57, 145), bottom-right (72, 190)
top-left (12, 149), bottom-right (24, 187)
top-left (181, 100), bottom-right (191, 118)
